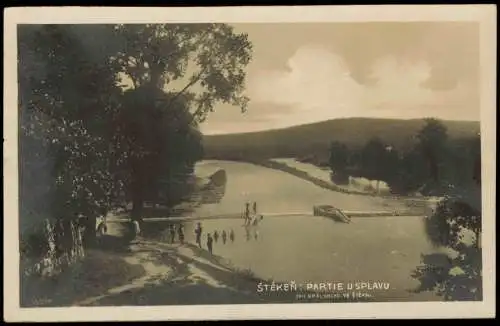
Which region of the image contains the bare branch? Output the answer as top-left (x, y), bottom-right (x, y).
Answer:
top-left (163, 40), bottom-right (250, 105)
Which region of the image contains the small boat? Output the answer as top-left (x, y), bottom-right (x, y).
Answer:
top-left (313, 205), bottom-right (351, 223)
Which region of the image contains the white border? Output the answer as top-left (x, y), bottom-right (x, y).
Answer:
top-left (3, 5), bottom-right (496, 321)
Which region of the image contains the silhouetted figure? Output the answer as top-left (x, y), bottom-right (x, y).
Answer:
top-left (229, 229), bottom-right (235, 243)
top-left (253, 201), bottom-right (257, 215)
top-left (178, 224), bottom-right (185, 244)
top-left (97, 217), bottom-right (107, 236)
top-left (195, 222), bottom-right (203, 248)
top-left (222, 230), bottom-right (227, 244)
top-left (214, 230), bottom-right (219, 243)
top-left (169, 224), bottom-right (176, 244)
top-left (130, 218), bottom-right (141, 243)
top-left (207, 233), bottom-right (214, 254)
top-left (245, 202), bottom-right (250, 223)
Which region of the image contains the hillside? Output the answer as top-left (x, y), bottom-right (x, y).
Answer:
top-left (202, 118), bottom-right (480, 161)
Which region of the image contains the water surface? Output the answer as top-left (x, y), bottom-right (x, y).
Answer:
top-left (150, 160), bottom-right (439, 301)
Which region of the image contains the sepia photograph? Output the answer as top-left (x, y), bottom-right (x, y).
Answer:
top-left (3, 5), bottom-right (496, 321)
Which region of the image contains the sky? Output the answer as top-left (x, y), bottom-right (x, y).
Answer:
top-left (196, 22), bottom-right (480, 135)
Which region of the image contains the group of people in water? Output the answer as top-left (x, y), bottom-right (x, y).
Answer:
top-left (195, 222), bottom-right (236, 254)
top-left (158, 221), bottom-right (237, 255)
top-left (243, 201), bottom-right (260, 225)
top-left (165, 223), bottom-right (185, 244)
top-left (194, 201), bottom-right (263, 254)
top-left (103, 201), bottom-right (264, 255)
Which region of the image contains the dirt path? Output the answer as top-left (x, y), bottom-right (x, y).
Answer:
top-left (75, 238), bottom-right (265, 306)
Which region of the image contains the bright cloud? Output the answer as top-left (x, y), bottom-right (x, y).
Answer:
top-left (243, 45), bottom-right (479, 131)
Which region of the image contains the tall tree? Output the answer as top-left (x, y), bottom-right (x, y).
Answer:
top-left (329, 141), bottom-right (349, 172)
top-left (18, 24), bottom-right (125, 255)
top-left (443, 133), bottom-right (481, 188)
top-left (416, 118), bottom-right (449, 190)
top-left (387, 147), bottom-right (427, 195)
top-left (117, 87), bottom-right (203, 214)
top-left (112, 24), bottom-right (252, 120)
top-left (359, 137), bottom-right (389, 193)
top-left (329, 141), bottom-right (350, 184)
top-left (111, 24), bottom-right (253, 219)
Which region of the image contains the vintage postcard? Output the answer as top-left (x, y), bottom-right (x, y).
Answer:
top-left (3, 5), bottom-right (496, 321)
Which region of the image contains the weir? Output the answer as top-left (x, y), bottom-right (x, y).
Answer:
top-left (103, 209), bottom-right (421, 224)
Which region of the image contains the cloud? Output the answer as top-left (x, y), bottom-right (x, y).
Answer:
top-left (233, 22), bottom-right (479, 91)
top-left (246, 45), bottom-right (363, 126)
top-left (244, 45), bottom-right (479, 129)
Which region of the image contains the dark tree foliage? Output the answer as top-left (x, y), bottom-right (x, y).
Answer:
top-left (416, 118), bottom-right (449, 186)
top-left (326, 120), bottom-right (480, 197)
top-left (18, 24), bottom-right (125, 250)
top-left (360, 138), bottom-right (387, 179)
top-left (412, 145), bottom-right (482, 301)
top-left (442, 134), bottom-right (481, 188)
top-left (118, 86), bottom-right (203, 216)
top-left (111, 24), bottom-right (252, 218)
top-left (111, 23), bottom-right (252, 122)
top-left (386, 147), bottom-right (427, 195)
top-left (18, 23), bottom-right (253, 253)
top-left (355, 137), bottom-right (395, 192)
top-left (329, 141), bottom-right (350, 184)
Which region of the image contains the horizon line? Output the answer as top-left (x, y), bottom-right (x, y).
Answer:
top-left (201, 116), bottom-right (481, 136)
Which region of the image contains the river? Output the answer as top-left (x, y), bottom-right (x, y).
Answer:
top-left (147, 160), bottom-right (440, 301)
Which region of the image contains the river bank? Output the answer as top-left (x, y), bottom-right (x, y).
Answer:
top-left (239, 158), bottom-right (440, 213)
top-left (23, 232), bottom-right (375, 307)
top-left (21, 232), bottom-right (270, 307)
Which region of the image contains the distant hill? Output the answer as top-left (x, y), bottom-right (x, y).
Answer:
top-left (202, 118), bottom-right (480, 161)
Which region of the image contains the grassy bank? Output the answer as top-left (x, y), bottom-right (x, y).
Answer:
top-left (21, 249), bottom-right (146, 307)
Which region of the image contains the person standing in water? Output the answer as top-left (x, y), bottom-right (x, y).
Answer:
top-left (253, 201), bottom-right (257, 215)
top-left (229, 229), bottom-right (235, 243)
top-left (245, 202), bottom-right (250, 224)
top-left (207, 233), bottom-right (214, 254)
top-left (222, 230), bottom-right (227, 244)
top-left (169, 224), bottom-right (176, 244)
top-left (195, 222), bottom-right (203, 248)
top-left (178, 224), bottom-right (185, 244)
top-left (214, 230), bottom-right (219, 243)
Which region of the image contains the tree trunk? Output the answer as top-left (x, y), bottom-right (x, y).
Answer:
top-left (131, 170), bottom-right (145, 221)
top-left (23, 218), bottom-right (86, 278)
top-left (82, 215), bottom-right (97, 249)
top-left (132, 192), bottom-right (144, 221)
top-left (130, 157), bottom-right (146, 221)
top-left (149, 62), bottom-right (165, 90)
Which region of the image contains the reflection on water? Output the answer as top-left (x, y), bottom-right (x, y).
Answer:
top-left (144, 214), bottom-right (437, 301)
